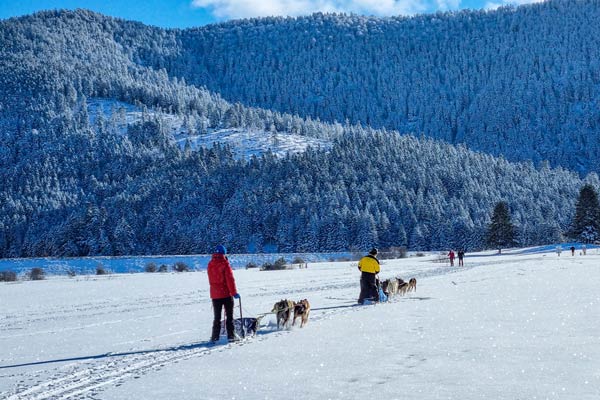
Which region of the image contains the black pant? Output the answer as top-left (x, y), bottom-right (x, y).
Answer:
top-left (212, 296), bottom-right (234, 341)
top-left (358, 272), bottom-right (379, 304)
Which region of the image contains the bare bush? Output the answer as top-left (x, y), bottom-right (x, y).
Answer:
top-left (158, 264), bottom-right (168, 272)
top-left (0, 270), bottom-right (17, 282)
top-left (245, 262), bottom-right (258, 269)
top-left (145, 262), bottom-right (158, 273)
top-left (379, 246), bottom-right (408, 260)
top-left (292, 256), bottom-right (305, 264)
top-left (173, 262), bottom-right (190, 272)
top-left (29, 267), bottom-right (45, 281)
top-left (260, 257), bottom-right (288, 271)
top-left (96, 265), bottom-right (108, 275)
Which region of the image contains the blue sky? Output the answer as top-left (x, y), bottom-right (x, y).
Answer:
top-left (0, 0), bottom-right (540, 28)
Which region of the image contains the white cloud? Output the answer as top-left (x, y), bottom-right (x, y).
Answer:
top-left (192, 0), bottom-right (547, 20)
top-left (484, 0), bottom-right (543, 11)
top-left (436, 0), bottom-right (461, 11)
top-left (191, 0), bottom-right (436, 20)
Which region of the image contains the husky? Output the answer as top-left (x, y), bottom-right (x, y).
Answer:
top-left (272, 299), bottom-right (295, 329)
top-left (292, 299), bottom-right (311, 327)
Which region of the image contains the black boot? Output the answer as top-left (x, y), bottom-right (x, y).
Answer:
top-left (211, 321), bottom-right (221, 342)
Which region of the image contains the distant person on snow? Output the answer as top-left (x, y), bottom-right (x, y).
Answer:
top-left (556, 245), bottom-right (562, 257)
top-left (457, 249), bottom-right (465, 267)
top-left (208, 245), bottom-right (240, 343)
top-left (357, 248), bottom-right (380, 304)
top-left (582, 244), bottom-right (587, 255)
top-left (570, 246), bottom-right (575, 256)
top-left (448, 250), bottom-right (456, 266)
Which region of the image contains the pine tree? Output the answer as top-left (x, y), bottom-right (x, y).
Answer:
top-left (568, 184), bottom-right (600, 243)
top-left (486, 202), bottom-right (517, 253)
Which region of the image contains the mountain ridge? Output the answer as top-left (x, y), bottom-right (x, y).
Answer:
top-left (0, 5), bottom-right (596, 257)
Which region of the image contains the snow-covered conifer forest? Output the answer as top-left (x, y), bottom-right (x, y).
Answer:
top-left (1, 1), bottom-right (600, 257)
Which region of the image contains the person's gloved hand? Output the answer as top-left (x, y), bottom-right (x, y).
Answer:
top-left (233, 293), bottom-right (240, 299)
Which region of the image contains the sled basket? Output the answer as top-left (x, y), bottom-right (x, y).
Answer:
top-left (219, 297), bottom-right (266, 339)
top-left (220, 315), bottom-right (264, 338)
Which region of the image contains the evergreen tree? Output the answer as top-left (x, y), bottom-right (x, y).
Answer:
top-left (486, 202), bottom-right (517, 253)
top-left (568, 184), bottom-right (600, 243)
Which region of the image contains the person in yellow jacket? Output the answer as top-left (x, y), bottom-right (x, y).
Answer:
top-left (357, 248), bottom-right (380, 304)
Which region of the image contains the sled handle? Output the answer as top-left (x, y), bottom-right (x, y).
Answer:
top-left (238, 296), bottom-right (245, 338)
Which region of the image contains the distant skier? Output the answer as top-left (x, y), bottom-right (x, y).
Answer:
top-left (556, 245), bottom-right (562, 257)
top-left (448, 250), bottom-right (455, 266)
top-left (457, 249), bottom-right (465, 267)
top-left (208, 245), bottom-right (240, 343)
top-left (357, 248), bottom-right (380, 304)
top-left (582, 244), bottom-right (587, 255)
top-left (570, 246), bottom-right (575, 256)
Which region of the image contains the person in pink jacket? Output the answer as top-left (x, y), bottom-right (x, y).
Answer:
top-left (207, 245), bottom-right (239, 343)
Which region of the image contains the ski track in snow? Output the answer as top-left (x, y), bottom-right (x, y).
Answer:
top-left (0, 257), bottom-right (496, 400)
top-left (0, 289), bottom-right (206, 335)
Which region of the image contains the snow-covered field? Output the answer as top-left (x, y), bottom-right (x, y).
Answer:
top-left (1, 248), bottom-right (599, 399)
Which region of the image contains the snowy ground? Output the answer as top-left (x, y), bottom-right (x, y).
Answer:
top-left (1, 248), bottom-right (599, 399)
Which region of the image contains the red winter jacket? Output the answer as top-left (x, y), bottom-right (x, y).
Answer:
top-left (207, 253), bottom-right (238, 299)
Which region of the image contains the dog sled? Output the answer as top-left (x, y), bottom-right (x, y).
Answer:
top-left (360, 283), bottom-right (387, 305)
top-left (220, 297), bottom-right (266, 339)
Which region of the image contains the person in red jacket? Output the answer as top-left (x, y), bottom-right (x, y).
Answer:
top-left (208, 245), bottom-right (240, 343)
top-left (448, 250), bottom-right (455, 266)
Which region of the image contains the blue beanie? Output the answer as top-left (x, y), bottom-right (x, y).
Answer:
top-left (215, 245), bottom-right (227, 254)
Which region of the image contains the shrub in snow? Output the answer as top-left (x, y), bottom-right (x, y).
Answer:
top-left (0, 270), bottom-right (17, 282)
top-left (260, 257), bottom-right (288, 271)
top-left (67, 269), bottom-right (77, 277)
top-left (292, 256), bottom-right (305, 264)
top-left (379, 246), bottom-right (408, 260)
top-left (29, 267), bottom-right (45, 280)
top-left (96, 265), bottom-right (108, 275)
top-left (394, 246), bottom-right (408, 259)
top-left (245, 262), bottom-right (258, 269)
top-left (145, 263), bottom-right (158, 273)
top-left (274, 257), bottom-right (287, 268)
top-left (173, 262), bottom-right (190, 272)
top-left (158, 264), bottom-right (169, 272)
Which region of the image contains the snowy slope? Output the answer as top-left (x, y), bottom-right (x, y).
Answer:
top-left (1, 248), bottom-right (599, 399)
top-left (87, 98), bottom-right (332, 159)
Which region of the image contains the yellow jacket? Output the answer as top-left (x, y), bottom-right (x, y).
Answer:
top-left (358, 255), bottom-right (380, 274)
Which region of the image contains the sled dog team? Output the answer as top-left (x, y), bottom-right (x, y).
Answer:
top-left (271, 299), bottom-right (311, 329)
top-left (269, 276), bottom-right (416, 330)
top-left (381, 277), bottom-right (417, 298)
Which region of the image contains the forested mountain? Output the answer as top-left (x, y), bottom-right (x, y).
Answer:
top-left (0, 6), bottom-right (596, 257)
top-left (146, 0), bottom-right (599, 175)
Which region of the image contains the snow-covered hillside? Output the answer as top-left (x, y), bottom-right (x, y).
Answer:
top-left (1, 247), bottom-right (599, 399)
top-left (87, 99), bottom-right (332, 159)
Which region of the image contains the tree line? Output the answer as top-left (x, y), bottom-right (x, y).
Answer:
top-left (486, 184), bottom-right (600, 251)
